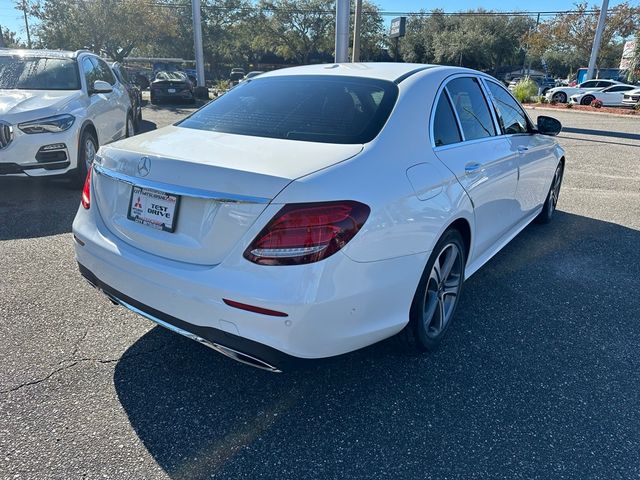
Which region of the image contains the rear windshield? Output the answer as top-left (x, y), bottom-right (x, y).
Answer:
top-left (156, 71), bottom-right (187, 81)
top-left (0, 56), bottom-right (80, 90)
top-left (178, 75), bottom-right (399, 144)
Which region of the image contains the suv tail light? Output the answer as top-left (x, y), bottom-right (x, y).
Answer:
top-left (81, 168), bottom-right (91, 209)
top-left (244, 201), bottom-right (370, 266)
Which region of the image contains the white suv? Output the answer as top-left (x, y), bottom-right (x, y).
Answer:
top-left (0, 49), bottom-right (133, 185)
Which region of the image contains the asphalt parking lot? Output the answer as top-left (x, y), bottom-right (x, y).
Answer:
top-left (1, 103), bottom-right (639, 480)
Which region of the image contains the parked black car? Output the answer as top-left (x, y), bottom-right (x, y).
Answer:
top-left (150, 71), bottom-right (195, 104)
top-left (134, 73), bottom-right (150, 90)
top-left (111, 62), bottom-right (142, 130)
top-left (230, 68), bottom-right (245, 83)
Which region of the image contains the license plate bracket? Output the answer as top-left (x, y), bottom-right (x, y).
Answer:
top-left (127, 186), bottom-right (180, 233)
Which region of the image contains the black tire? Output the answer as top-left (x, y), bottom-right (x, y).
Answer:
top-left (150, 94), bottom-right (157, 105)
top-left (399, 228), bottom-right (466, 352)
top-left (126, 112), bottom-right (135, 137)
top-left (536, 161), bottom-right (564, 224)
top-left (580, 95), bottom-right (594, 106)
top-left (66, 129), bottom-right (98, 188)
top-left (552, 92), bottom-right (567, 103)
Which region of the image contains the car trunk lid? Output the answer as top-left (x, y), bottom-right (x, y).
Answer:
top-left (92, 126), bottom-right (363, 265)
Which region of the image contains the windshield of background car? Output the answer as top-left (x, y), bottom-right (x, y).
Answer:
top-left (178, 75), bottom-right (399, 144)
top-left (0, 56), bottom-right (80, 90)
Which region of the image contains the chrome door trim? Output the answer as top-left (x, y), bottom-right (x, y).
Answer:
top-left (93, 163), bottom-right (271, 204)
top-left (477, 77), bottom-right (504, 135)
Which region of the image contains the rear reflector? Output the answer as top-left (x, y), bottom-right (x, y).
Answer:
top-left (223, 299), bottom-right (288, 317)
top-left (244, 201), bottom-right (370, 266)
top-left (81, 167), bottom-right (91, 209)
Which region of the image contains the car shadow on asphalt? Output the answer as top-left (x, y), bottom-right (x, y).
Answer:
top-left (0, 177), bottom-right (81, 240)
top-left (0, 123), bottom-right (162, 241)
top-left (144, 100), bottom-right (209, 115)
top-left (562, 127), bottom-right (640, 142)
top-left (113, 211), bottom-right (640, 480)
top-left (137, 119), bottom-right (158, 134)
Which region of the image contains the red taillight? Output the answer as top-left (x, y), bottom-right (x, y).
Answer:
top-left (81, 167), bottom-right (91, 209)
top-left (244, 201), bottom-right (370, 266)
top-left (223, 299), bottom-right (288, 317)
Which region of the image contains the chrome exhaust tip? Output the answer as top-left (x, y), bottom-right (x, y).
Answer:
top-left (108, 294), bottom-right (282, 373)
top-left (211, 343), bottom-right (282, 373)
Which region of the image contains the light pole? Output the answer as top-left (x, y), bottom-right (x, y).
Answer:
top-left (16, 0), bottom-right (31, 48)
top-left (191, 0), bottom-right (206, 95)
top-left (352, 0), bottom-right (362, 62)
top-left (335, 0), bottom-right (349, 63)
top-left (586, 0), bottom-right (609, 80)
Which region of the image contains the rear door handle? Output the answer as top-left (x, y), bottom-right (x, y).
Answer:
top-left (465, 162), bottom-right (483, 175)
top-left (517, 146), bottom-right (529, 154)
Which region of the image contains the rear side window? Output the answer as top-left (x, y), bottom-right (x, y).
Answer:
top-left (486, 81), bottom-right (529, 134)
top-left (580, 81), bottom-right (599, 88)
top-left (446, 77), bottom-right (496, 141)
top-left (607, 85), bottom-right (633, 92)
top-left (433, 93), bottom-right (461, 146)
top-left (178, 75), bottom-right (399, 144)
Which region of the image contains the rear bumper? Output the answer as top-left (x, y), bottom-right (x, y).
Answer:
top-left (72, 200), bottom-right (427, 364)
top-left (78, 263), bottom-right (297, 371)
top-left (151, 90), bottom-right (194, 101)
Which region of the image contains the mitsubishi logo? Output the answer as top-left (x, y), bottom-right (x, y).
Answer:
top-left (137, 156), bottom-right (151, 177)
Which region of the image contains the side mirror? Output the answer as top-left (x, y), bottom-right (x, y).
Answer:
top-left (92, 80), bottom-right (113, 95)
top-left (536, 115), bottom-right (562, 136)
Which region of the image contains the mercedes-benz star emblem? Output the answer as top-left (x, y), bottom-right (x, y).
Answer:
top-left (137, 156), bottom-right (151, 177)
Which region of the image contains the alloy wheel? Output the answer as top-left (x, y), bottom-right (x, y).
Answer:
top-left (548, 164), bottom-right (563, 217)
top-left (552, 92), bottom-right (566, 103)
top-left (85, 138), bottom-right (97, 170)
top-left (422, 243), bottom-right (463, 338)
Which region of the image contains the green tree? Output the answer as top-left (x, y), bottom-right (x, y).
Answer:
top-left (527, 2), bottom-right (640, 70)
top-left (257, 0), bottom-right (335, 64)
top-left (400, 10), bottom-right (533, 73)
top-left (0, 27), bottom-right (24, 48)
top-left (32, 0), bottom-right (177, 61)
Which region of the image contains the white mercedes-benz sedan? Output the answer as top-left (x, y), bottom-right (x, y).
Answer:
top-left (73, 63), bottom-right (565, 372)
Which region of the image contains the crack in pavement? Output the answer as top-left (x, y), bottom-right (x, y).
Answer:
top-left (1, 342), bottom-right (173, 395)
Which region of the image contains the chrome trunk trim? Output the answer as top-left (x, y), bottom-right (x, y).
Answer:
top-left (93, 163), bottom-right (270, 204)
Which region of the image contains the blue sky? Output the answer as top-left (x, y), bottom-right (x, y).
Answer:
top-left (0, 0), bottom-right (628, 41)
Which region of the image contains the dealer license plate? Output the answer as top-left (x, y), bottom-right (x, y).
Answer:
top-left (127, 186), bottom-right (180, 232)
top-left (168, 88), bottom-right (176, 93)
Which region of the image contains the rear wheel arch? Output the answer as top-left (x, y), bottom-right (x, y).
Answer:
top-left (447, 218), bottom-right (472, 265)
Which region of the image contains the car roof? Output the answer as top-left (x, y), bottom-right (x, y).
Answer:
top-left (259, 62), bottom-right (451, 83)
top-left (0, 48), bottom-right (92, 59)
top-left (582, 79), bottom-right (620, 84)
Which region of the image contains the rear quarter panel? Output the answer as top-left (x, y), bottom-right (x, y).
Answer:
top-left (271, 68), bottom-right (475, 263)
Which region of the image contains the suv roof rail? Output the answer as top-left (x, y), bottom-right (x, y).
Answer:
top-left (73, 49), bottom-right (93, 57)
